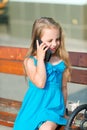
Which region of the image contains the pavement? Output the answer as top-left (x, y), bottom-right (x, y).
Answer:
top-left (0, 126), bottom-right (12, 130)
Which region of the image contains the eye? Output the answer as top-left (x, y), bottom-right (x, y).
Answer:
top-left (48, 39), bottom-right (52, 43)
top-left (56, 37), bottom-right (61, 42)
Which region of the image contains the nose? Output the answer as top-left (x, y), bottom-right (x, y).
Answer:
top-left (52, 40), bottom-right (56, 47)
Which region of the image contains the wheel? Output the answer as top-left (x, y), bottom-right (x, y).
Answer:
top-left (65, 104), bottom-right (87, 130)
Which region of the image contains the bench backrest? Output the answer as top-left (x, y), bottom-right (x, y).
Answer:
top-left (0, 46), bottom-right (87, 85)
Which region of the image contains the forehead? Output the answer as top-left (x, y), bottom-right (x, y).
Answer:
top-left (41, 27), bottom-right (60, 37)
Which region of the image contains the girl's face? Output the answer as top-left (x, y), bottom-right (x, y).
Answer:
top-left (41, 27), bottom-right (61, 54)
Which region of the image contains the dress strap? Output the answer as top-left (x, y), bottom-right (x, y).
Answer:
top-left (30, 56), bottom-right (37, 66)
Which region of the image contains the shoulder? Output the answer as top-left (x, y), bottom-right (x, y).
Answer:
top-left (24, 57), bottom-right (36, 77)
top-left (23, 56), bottom-right (37, 76)
top-left (24, 56), bottom-right (35, 68)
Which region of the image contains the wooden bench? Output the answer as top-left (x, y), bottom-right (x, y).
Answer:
top-left (0, 45), bottom-right (87, 129)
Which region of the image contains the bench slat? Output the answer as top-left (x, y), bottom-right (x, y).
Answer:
top-left (0, 46), bottom-right (28, 61)
top-left (0, 111), bottom-right (80, 129)
top-left (0, 111), bottom-right (16, 127)
top-left (58, 126), bottom-right (80, 130)
top-left (0, 113), bottom-right (80, 129)
top-left (0, 59), bottom-right (24, 75)
top-left (69, 52), bottom-right (87, 67)
top-left (0, 98), bottom-right (21, 109)
top-left (0, 46), bottom-right (87, 67)
top-left (0, 59), bottom-right (87, 84)
top-left (71, 68), bottom-right (87, 84)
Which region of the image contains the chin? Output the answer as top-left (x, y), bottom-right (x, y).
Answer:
top-left (52, 50), bottom-right (56, 54)
top-left (51, 50), bottom-right (57, 56)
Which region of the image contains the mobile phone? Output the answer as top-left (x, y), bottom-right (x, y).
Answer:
top-left (36, 37), bottom-right (52, 62)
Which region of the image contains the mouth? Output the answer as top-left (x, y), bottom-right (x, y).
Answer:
top-left (50, 48), bottom-right (56, 52)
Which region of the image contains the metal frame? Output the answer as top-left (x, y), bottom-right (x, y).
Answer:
top-left (65, 104), bottom-right (87, 130)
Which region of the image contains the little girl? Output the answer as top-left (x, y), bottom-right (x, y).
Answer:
top-left (13, 17), bottom-right (71, 130)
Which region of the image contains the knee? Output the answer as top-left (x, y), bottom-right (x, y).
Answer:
top-left (39, 122), bottom-right (57, 130)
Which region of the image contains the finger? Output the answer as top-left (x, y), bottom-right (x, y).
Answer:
top-left (44, 46), bottom-right (49, 51)
top-left (41, 43), bottom-right (47, 49)
top-left (39, 42), bottom-right (44, 47)
top-left (42, 44), bottom-right (46, 50)
top-left (36, 40), bottom-right (39, 49)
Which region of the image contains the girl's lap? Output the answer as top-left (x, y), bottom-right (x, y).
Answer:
top-left (38, 121), bottom-right (58, 130)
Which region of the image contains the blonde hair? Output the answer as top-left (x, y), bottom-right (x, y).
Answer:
top-left (25, 17), bottom-right (71, 81)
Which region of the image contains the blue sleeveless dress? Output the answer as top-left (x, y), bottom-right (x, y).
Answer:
top-left (13, 56), bottom-right (67, 130)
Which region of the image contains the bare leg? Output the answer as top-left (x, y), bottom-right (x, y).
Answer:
top-left (39, 121), bottom-right (58, 130)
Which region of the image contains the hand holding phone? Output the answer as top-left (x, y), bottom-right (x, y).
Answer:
top-left (36, 37), bottom-right (52, 62)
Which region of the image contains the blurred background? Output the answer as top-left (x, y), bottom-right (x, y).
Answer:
top-left (0, 0), bottom-right (87, 46)
top-left (0, 1), bottom-right (87, 129)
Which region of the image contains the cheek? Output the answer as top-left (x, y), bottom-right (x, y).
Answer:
top-left (46, 42), bottom-right (51, 47)
top-left (57, 41), bottom-right (61, 47)
top-left (55, 42), bottom-right (60, 51)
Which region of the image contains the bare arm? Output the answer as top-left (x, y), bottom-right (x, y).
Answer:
top-left (24, 41), bottom-right (48, 88)
top-left (62, 72), bottom-right (68, 106)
